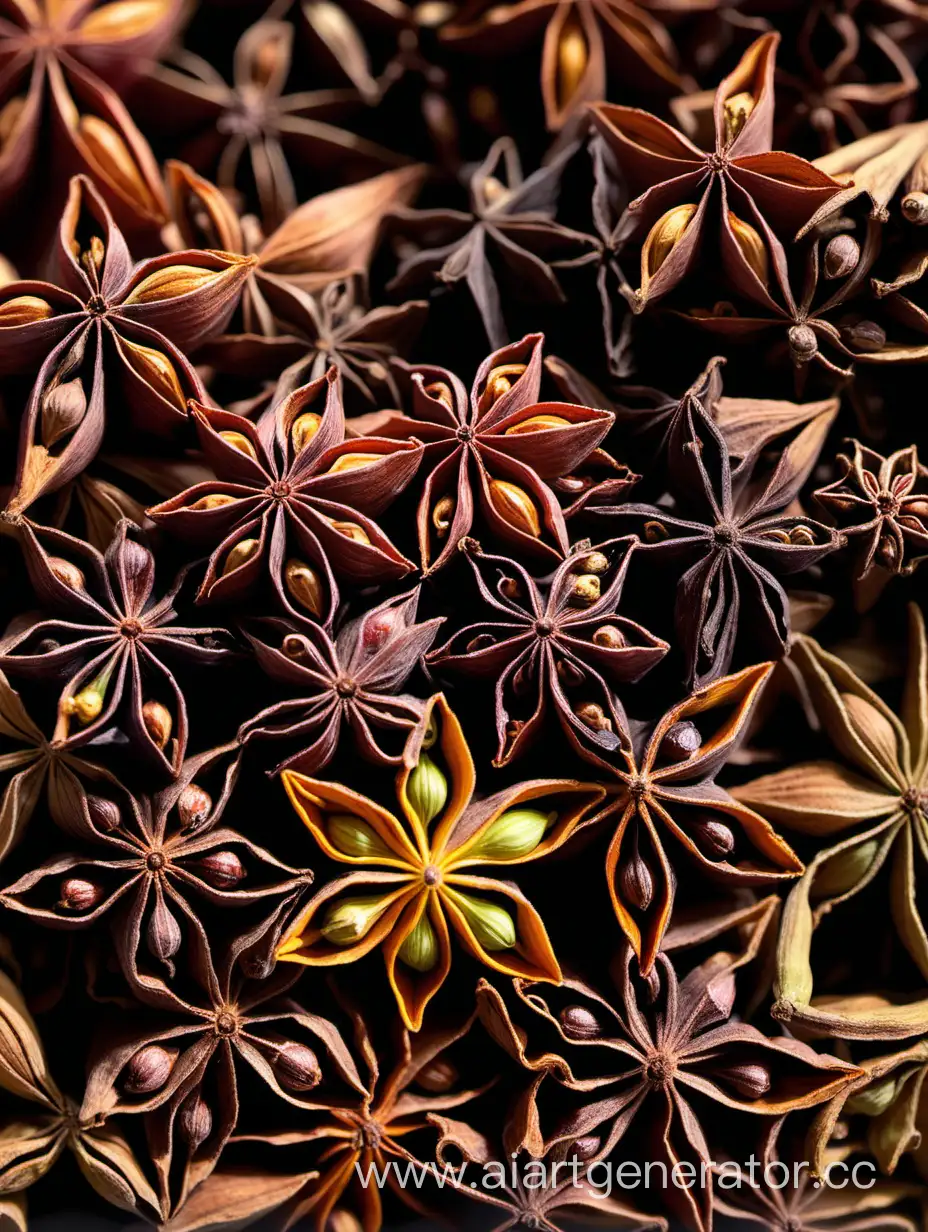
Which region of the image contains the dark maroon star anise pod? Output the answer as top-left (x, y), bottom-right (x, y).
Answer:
top-left (589, 393), bottom-right (840, 686)
top-left (354, 333), bottom-right (613, 573)
top-left (78, 921), bottom-right (364, 1219)
top-left (0, 519), bottom-right (233, 776)
top-left (386, 137), bottom-right (595, 348)
top-left (0, 742), bottom-right (312, 990)
top-left (146, 368), bottom-right (421, 628)
top-left (477, 943), bottom-right (861, 1232)
top-left (239, 587), bottom-right (443, 774)
top-left (428, 538), bottom-right (668, 765)
top-left (0, 175), bottom-right (253, 517)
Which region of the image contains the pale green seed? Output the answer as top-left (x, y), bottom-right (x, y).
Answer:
top-left (320, 895), bottom-right (390, 945)
top-left (454, 893), bottom-right (516, 951)
top-left (326, 813), bottom-right (392, 860)
top-left (471, 808), bottom-right (556, 860)
top-left (407, 753), bottom-right (448, 827)
top-left (398, 912), bottom-right (439, 972)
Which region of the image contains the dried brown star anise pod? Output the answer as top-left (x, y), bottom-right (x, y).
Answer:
top-left (243, 1006), bottom-right (485, 1232)
top-left (240, 587), bottom-right (443, 774)
top-left (591, 392), bottom-right (840, 686)
top-left (0, 520), bottom-right (233, 776)
top-left (477, 939), bottom-right (860, 1232)
top-left (79, 922), bottom-right (364, 1218)
top-left (1, 741), bottom-right (312, 990)
top-left (734, 604), bottom-right (928, 1037)
top-left (591, 33), bottom-right (844, 312)
top-left (356, 333), bottom-right (613, 572)
top-left (0, 0), bottom-right (178, 235)
top-left (815, 442), bottom-right (928, 607)
top-left (442, 0), bottom-right (688, 131)
top-left (146, 368), bottom-right (421, 628)
top-left (0, 962), bottom-right (163, 1220)
top-left (427, 537), bottom-right (668, 766)
top-left (0, 175), bottom-right (253, 518)
top-left (140, 14), bottom-right (405, 231)
top-left (386, 137), bottom-right (594, 348)
top-left (589, 661), bottom-right (803, 973)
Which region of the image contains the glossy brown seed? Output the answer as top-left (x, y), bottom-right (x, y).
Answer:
top-left (559, 1004), bottom-right (603, 1040)
top-left (121, 1045), bottom-right (177, 1095)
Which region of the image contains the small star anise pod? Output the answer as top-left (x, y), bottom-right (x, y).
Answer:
top-left (477, 942), bottom-right (860, 1232)
top-left (387, 138), bottom-right (594, 348)
top-left (277, 693), bottom-right (605, 1030)
top-left (239, 587), bottom-right (444, 774)
top-left (591, 33), bottom-right (844, 312)
top-left (360, 332), bottom-right (613, 573)
top-left (0, 520), bottom-right (233, 776)
top-left (1, 741), bottom-right (312, 990)
top-left (79, 924), bottom-right (365, 1219)
top-left (146, 369), bottom-right (421, 628)
top-left (427, 538), bottom-right (668, 766)
top-left (0, 175), bottom-right (254, 517)
top-left (591, 661), bottom-right (802, 972)
top-left (141, 15), bottom-right (405, 230)
top-left (591, 395), bottom-right (840, 686)
top-left (0, 0), bottom-right (177, 235)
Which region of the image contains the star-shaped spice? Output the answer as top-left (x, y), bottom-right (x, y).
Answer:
top-left (276, 693), bottom-right (605, 1030)
top-left (591, 33), bottom-right (844, 311)
top-left (427, 537), bottom-right (668, 766)
top-left (359, 332), bottom-right (613, 573)
top-left (239, 587), bottom-right (444, 774)
top-left (146, 368), bottom-right (421, 628)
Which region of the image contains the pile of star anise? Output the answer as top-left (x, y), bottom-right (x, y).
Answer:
top-left (2, 2), bottom-right (928, 1230)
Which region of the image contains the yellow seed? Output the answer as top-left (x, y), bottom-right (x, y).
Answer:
top-left (291, 412), bottom-right (322, 452)
top-left (569, 574), bottom-right (601, 606)
top-left (723, 91), bottom-right (755, 143)
top-left (504, 414), bottom-right (571, 435)
top-left (77, 116), bottom-right (156, 211)
top-left (331, 521), bottom-right (371, 545)
top-left (188, 493), bottom-right (237, 511)
top-left (323, 452), bottom-right (383, 475)
top-left (284, 558), bottom-right (325, 617)
top-left (483, 364), bottom-right (527, 405)
top-left (122, 339), bottom-right (186, 410)
top-left (557, 13), bottom-right (588, 108)
top-left (646, 204), bottom-right (698, 277)
top-left (727, 212), bottom-right (769, 285)
top-left (432, 496), bottom-right (455, 539)
top-left (424, 381), bottom-right (454, 409)
top-left (48, 557), bottom-right (86, 590)
top-left (63, 688), bottom-right (105, 725)
top-left (0, 295), bottom-right (53, 327)
top-left (221, 538), bottom-right (260, 576)
top-left (79, 0), bottom-right (172, 41)
top-left (218, 430), bottom-right (258, 460)
top-left (0, 96), bottom-right (24, 147)
top-left (142, 700), bottom-right (172, 749)
top-left (489, 479), bottom-right (541, 537)
top-left (123, 263), bottom-right (222, 305)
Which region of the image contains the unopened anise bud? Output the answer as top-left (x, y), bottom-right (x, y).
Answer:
top-left (273, 1041), bottom-right (322, 1091)
top-left (415, 1057), bottom-right (459, 1093)
top-left (178, 784), bottom-right (212, 831)
top-left (142, 700), bottom-right (172, 749)
top-left (0, 295), bottom-right (52, 326)
top-left (823, 234), bottom-right (860, 280)
top-left (125, 263), bottom-right (223, 305)
top-left (689, 814), bottom-right (735, 860)
top-left (621, 854), bottom-right (653, 912)
top-left (221, 537), bottom-right (260, 576)
top-left (193, 850), bottom-right (246, 889)
top-left (48, 556), bottom-right (86, 590)
top-left (568, 574), bottom-right (600, 606)
top-left (57, 877), bottom-right (104, 913)
top-left (842, 320), bottom-right (886, 353)
top-left (567, 1135), bottom-right (601, 1162)
top-left (284, 558), bottom-right (325, 617)
top-left (592, 625), bottom-right (626, 649)
top-left (489, 479), bottom-right (541, 537)
top-left (41, 378), bottom-right (87, 448)
top-left (728, 212), bottom-right (768, 285)
top-left (178, 1091), bottom-right (212, 1150)
top-left (556, 659), bottom-right (585, 688)
top-left (714, 1061), bottom-right (771, 1100)
top-left (291, 411), bottom-right (322, 451)
top-left (657, 720), bottom-right (701, 763)
top-left (218, 429), bottom-right (258, 459)
top-left (147, 896), bottom-right (182, 962)
top-left (788, 324), bottom-right (818, 363)
top-left (573, 702), bottom-right (612, 733)
top-left (86, 795), bottom-right (121, 832)
top-left (559, 1004), bottom-right (602, 1040)
top-left (122, 340), bottom-right (186, 410)
top-left (121, 1044), bottom-right (177, 1095)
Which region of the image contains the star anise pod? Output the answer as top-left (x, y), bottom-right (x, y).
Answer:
top-left (357, 333), bottom-right (613, 573)
top-left (276, 692), bottom-right (605, 1030)
top-left (0, 520), bottom-right (233, 776)
top-left (591, 394), bottom-right (840, 686)
top-left (146, 369), bottom-right (421, 628)
top-left (386, 138), bottom-right (594, 348)
top-left (734, 604), bottom-right (928, 1034)
top-left (140, 14), bottom-right (405, 231)
top-left (427, 537), bottom-right (668, 766)
top-left (78, 923), bottom-right (365, 1218)
top-left (239, 587), bottom-right (443, 774)
top-left (1, 741), bottom-right (312, 991)
top-left (441, 0), bottom-right (688, 131)
top-left (246, 1007), bottom-right (486, 1231)
top-left (0, 962), bottom-right (163, 1220)
top-left (0, 175), bottom-right (254, 518)
top-left (0, 0), bottom-right (178, 236)
top-left (591, 33), bottom-right (844, 312)
top-left (477, 941), bottom-right (860, 1232)
top-left (588, 661), bottom-right (802, 973)
top-left (815, 442), bottom-right (928, 598)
